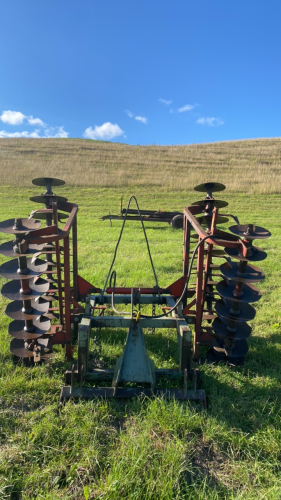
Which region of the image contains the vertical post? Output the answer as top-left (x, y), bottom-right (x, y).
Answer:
top-left (64, 234), bottom-right (72, 359)
top-left (178, 324), bottom-right (192, 372)
top-left (182, 214), bottom-right (191, 278)
top-left (194, 238), bottom-right (205, 357)
top-left (78, 317), bottom-right (91, 376)
top-left (72, 215), bottom-right (78, 302)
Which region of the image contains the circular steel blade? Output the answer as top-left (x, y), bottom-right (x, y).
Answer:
top-left (8, 316), bottom-right (51, 340)
top-left (45, 277), bottom-right (58, 284)
top-left (220, 262), bottom-right (265, 283)
top-left (0, 241), bottom-right (43, 257)
top-left (215, 299), bottom-right (256, 321)
top-left (0, 241), bottom-right (44, 257)
top-left (10, 337), bottom-right (52, 358)
top-left (194, 182), bottom-right (226, 193)
top-left (216, 280), bottom-right (262, 303)
top-left (30, 195), bottom-right (68, 204)
top-left (192, 199), bottom-right (229, 209)
top-left (224, 246), bottom-right (267, 262)
top-left (196, 215), bottom-right (229, 225)
top-left (29, 211), bottom-right (68, 221)
top-left (1, 277), bottom-right (49, 300)
top-left (32, 177), bottom-right (65, 187)
top-left (5, 298), bottom-right (50, 320)
top-left (212, 317), bottom-right (252, 340)
top-left (212, 337), bottom-right (249, 358)
top-left (44, 311), bottom-right (59, 320)
top-left (0, 218), bottom-right (41, 234)
top-left (0, 258), bottom-right (48, 280)
top-left (229, 224), bottom-right (271, 240)
top-left (41, 293), bottom-right (58, 302)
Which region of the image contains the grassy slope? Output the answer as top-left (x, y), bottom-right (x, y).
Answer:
top-left (1, 137), bottom-right (281, 193)
top-left (0, 139), bottom-right (280, 499)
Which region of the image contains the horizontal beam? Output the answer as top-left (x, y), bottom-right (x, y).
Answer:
top-left (65, 368), bottom-right (186, 383)
top-left (89, 294), bottom-right (169, 305)
top-left (90, 316), bottom-right (185, 328)
top-left (59, 386), bottom-right (206, 405)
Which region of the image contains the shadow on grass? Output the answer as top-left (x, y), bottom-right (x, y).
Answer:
top-left (199, 332), bottom-right (281, 432)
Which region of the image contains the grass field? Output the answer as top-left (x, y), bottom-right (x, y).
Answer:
top-left (0, 138), bottom-right (280, 499)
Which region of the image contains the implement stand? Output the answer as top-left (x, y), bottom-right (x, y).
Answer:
top-left (60, 295), bottom-right (206, 406)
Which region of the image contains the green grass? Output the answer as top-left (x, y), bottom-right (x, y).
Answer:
top-left (0, 172), bottom-right (281, 498)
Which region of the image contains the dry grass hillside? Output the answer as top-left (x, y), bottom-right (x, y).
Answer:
top-left (0, 137), bottom-right (281, 193)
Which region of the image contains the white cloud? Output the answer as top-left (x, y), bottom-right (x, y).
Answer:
top-left (0, 108), bottom-right (69, 138)
top-left (44, 126), bottom-right (69, 138)
top-left (83, 122), bottom-right (124, 141)
top-left (0, 130), bottom-right (31, 138)
top-left (159, 98), bottom-right (173, 106)
top-left (27, 116), bottom-right (46, 127)
top-left (0, 110), bottom-right (46, 127)
top-left (196, 117), bottom-right (224, 127)
top-left (0, 126), bottom-right (68, 139)
top-left (177, 104), bottom-right (194, 113)
top-left (0, 110), bottom-right (25, 125)
top-left (135, 116), bottom-right (147, 124)
top-left (125, 110), bottom-right (147, 124)
top-left (125, 109), bottom-right (134, 118)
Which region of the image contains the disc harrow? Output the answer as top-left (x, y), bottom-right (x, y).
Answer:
top-left (0, 178), bottom-right (270, 403)
top-left (0, 177), bottom-right (78, 362)
top-left (211, 222), bottom-right (270, 363)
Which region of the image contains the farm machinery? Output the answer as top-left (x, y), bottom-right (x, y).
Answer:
top-left (0, 178), bottom-right (270, 404)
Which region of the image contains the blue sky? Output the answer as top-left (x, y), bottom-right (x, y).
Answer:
top-left (0, 1), bottom-right (280, 145)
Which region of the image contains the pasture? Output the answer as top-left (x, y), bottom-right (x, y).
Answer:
top-left (0, 138), bottom-right (280, 499)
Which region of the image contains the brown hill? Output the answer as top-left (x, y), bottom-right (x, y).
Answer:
top-left (0, 137), bottom-right (281, 193)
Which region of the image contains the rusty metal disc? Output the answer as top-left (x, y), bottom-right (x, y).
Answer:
top-left (42, 261), bottom-right (58, 267)
top-left (220, 262), bottom-right (265, 283)
top-left (216, 280), bottom-right (262, 303)
top-left (192, 199), bottom-right (229, 209)
top-left (30, 195), bottom-right (68, 205)
top-left (212, 337), bottom-right (249, 358)
top-left (45, 277), bottom-right (58, 284)
top-left (0, 241), bottom-right (44, 257)
top-left (8, 316), bottom-right (51, 340)
top-left (32, 177), bottom-right (65, 188)
top-left (196, 215), bottom-right (229, 225)
top-left (5, 298), bottom-right (50, 321)
top-left (44, 311), bottom-right (59, 320)
top-left (229, 224), bottom-right (271, 240)
top-left (0, 218), bottom-right (41, 234)
top-left (215, 299), bottom-right (256, 322)
top-left (212, 317), bottom-right (252, 340)
top-left (1, 277), bottom-right (49, 300)
top-left (10, 337), bottom-right (52, 358)
top-left (194, 182), bottom-right (226, 193)
top-left (224, 246), bottom-right (267, 262)
top-left (29, 211), bottom-right (68, 221)
top-left (41, 293), bottom-right (58, 302)
top-left (0, 258), bottom-right (48, 280)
